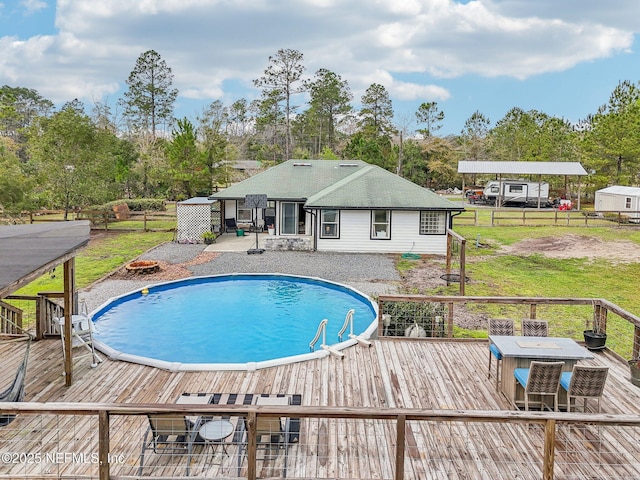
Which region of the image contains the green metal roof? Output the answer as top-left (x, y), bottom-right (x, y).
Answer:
top-left (210, 159), bottom-right (462, 210)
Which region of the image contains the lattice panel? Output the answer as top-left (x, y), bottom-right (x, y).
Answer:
top-left (176, 204), bottom-right (212, 243)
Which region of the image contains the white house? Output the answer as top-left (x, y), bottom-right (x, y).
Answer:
top-left (595, 186), bottom-right (640, 222)
top-left (209, 160), bottom-right (464, 254)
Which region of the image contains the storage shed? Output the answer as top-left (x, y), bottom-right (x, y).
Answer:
top-left (595, 186), bottom-right (640, 221)
top-left (176, 197), bottom-right (219, 243)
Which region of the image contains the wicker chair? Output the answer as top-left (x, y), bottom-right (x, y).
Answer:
top-left (521, 319), bottom-right (549, 337)
top-left (560, 365), bottom-right (609, 412)
top-left (514, 361), bottom-right (564, 411)
top-left (487, 318), bottom-right (515, 390)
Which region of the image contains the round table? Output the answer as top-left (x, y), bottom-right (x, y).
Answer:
top-left (199, 419), bottom-right (234, 457)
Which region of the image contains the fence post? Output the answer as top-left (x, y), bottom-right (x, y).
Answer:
top-left (143, 211), bottom-right (148, 232)
top-left (447, 302), bottom-right (454, 338)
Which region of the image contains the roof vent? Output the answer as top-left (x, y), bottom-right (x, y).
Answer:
top-left (293, 162), bottom-right (311, 167)
top-left (339, 163), bottom-right (359, 167)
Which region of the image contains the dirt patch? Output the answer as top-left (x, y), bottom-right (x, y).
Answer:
top-left (499, 234), bottom-right (640, 263)
top-left (110, 251), bottom-right (219, 282)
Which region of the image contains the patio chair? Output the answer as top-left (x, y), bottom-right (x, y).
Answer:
top-left (238, 396), bottom-right (291, 477)
top-left (225, 218), bottom-right (238, 233)
top-left (53, 303), bottom-right (102, 368)
top-left (521, 319), bottom-right (549, 337)
top-left (487, 318), bottom-right (515, 390)
top-left (514, 361), bottom-right (564, 411)
top-left (560, 365), bottom-right (609, 412)
top-left (138, 414), bottom-right (200, 476)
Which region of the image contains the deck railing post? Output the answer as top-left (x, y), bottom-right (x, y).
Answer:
top-left (542, 418), bottom-right (556, 480)
top-left (98, 410), bottom-right (110, 480)
top-left (395, 414), bottom-right (406, 480)
top-left (247, 411), bottom-right (257, 480)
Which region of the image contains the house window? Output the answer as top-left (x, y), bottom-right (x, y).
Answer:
top-left (420, 211), bottom-right (447, 234)
top-left (236, 199), bottom-right (252, 222)
top-left (625, 197), bottom-right (632, 209)
top-left (320, 210), bottom-right (339, 238)
top-left (371, 210), bottom-right (390, 239)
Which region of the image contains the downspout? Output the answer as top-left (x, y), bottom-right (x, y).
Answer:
top-left (450, 209), bottom-right (463, 229)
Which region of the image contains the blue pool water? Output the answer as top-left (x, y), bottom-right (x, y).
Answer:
top-left (92, 274), bottom-right (377, 367)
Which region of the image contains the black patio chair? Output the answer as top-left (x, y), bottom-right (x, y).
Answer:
top-left (225, 218), bottom-right (238, 233)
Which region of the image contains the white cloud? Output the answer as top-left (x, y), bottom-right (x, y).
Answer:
top-left (0, 0), bottom-right (636, 117)
top-left (21, 0), bottom-right (48, 14)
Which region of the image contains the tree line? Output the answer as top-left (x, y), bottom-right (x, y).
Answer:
top-left (1, 48), bottom-right (639, 218)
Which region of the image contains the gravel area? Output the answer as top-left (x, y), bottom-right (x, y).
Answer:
top-left (80, 243), bottom-right (402, 311)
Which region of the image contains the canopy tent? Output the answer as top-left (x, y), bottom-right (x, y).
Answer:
top-left (0, 221), bottom-right (90, 386)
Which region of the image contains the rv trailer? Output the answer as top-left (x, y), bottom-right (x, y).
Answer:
top-left (482, 180), bottom-right (552, 207)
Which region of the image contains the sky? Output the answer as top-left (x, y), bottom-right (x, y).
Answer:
top-left (1, 0), bottom-right (640, 136)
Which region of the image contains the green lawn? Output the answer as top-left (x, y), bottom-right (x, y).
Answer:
top-left (453, 225), bottom-right (640, 357)
top-left (13, 231), bottom-right (174, 296)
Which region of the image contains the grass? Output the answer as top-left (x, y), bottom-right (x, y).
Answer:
top-left (452, 225), bottom-right (640, 357)
top-left (9, 221), bottom-right (640, 357)
top-left (13, 231), bottom-right (174, 296)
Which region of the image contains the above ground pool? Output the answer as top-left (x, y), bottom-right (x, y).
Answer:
top-left (91, 274), bottom-right (377, 371)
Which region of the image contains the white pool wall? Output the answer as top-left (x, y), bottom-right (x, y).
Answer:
top-left (90, 272), bottom-right (378, 372)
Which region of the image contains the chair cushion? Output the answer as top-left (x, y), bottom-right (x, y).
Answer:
top-left (489, 344), bottom-right (502, 360)
top-left (514, 368), bottom-right (530, 387)
top-left (559, 371), bottom-right (572, 391)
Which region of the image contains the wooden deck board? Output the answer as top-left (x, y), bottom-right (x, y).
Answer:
top-left (1, 337), bottom-right (640, 479)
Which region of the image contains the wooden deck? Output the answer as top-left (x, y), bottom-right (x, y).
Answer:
top-left (2, 336), bottom-right (640, 479)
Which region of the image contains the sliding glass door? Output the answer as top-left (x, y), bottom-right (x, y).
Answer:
top-left (281, 202), bottom-right (298, 235)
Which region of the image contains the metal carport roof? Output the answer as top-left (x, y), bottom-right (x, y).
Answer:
top-left (458, 161), bottom-right (588, 176)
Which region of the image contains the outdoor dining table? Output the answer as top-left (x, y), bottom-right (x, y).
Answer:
top-left (488, 335), bottom-right (594, 410)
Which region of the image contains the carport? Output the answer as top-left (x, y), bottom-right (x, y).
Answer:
top-left (458, 161), bottom-right (588, 209)
top-left (0, 221), bottom-right (90, 386)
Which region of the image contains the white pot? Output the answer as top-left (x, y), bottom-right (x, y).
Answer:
top-left (268, 228), bottom-right (275, 235)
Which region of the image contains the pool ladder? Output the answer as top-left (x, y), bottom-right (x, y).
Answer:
top-left (309, 310), bottom-right (372, 358)
top-left (309, 319), bottom-right (343, 359)
top-left (337, 309), bottom-right (372, 347)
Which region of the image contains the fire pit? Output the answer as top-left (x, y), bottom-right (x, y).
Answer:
top-left (125, 260), bottom-right (160, 274)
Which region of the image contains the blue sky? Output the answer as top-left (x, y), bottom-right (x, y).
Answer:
top-left (1, 0), bottom-right (640, 136)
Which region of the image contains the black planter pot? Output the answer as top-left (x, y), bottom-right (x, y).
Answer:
top-left (583, 330), bottom-right (607, 351)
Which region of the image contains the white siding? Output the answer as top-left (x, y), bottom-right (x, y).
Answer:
top-left (316, 210), bottom-right (448, 254)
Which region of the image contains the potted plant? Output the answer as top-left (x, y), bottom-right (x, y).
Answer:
top-left (268, 224), bottom-right (275, 235)
top-left (629, 358), bottom-right (640, 387)
top-left (201, 231), bottom-right (216, 244)
top-left (583, 321), bottom-right (607, 351)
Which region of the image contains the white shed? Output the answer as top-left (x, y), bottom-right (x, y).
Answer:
top-left (176, 197), bottom-right (218, 243)
top-left (595, 186), bottom-right (640, 221)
